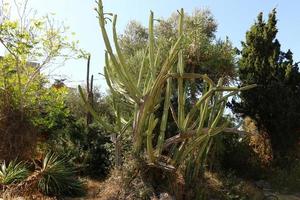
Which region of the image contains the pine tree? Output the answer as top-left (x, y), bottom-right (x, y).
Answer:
top-left (231, 9), bottom-right (300, 162)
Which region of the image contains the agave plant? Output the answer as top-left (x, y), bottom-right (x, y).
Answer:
top-left (37, 152), bottom-right (85, 197)
top-left (79, 0), bottom-right (255, 184)
top-left (0, 160), bottom-right (28, 185)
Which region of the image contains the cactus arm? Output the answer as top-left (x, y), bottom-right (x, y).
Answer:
top-left (154, 48), bottom-right (161, 72)
top-left (104, 67), bottom-right (122, 131)
top-left (177, 50), bottom-right (185, 130)
top-left (98, 1), bottom-right (140, 103)
top-left (112, 15), bottom-right (142, 98)
top-left (78, 85), bottom-right (113, 132)
top-left (209, 102), bottom-right (226, 134)
top-left (147, 114), bottom-right (158, 163)
top-left (157, 78), bottom-right (172, 155)
top-left (137, 49), bottom-right (148, 89)
top-left (149, 11), bottom-right (155, 81)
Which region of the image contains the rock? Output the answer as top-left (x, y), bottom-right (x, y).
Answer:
top-left (255, 180), bottom-right (271, 190)
top-left (159, 193), bottom-right (174, 200)
top-left (15, 197), bottom-right (25, 200)
top-left (240, 181), bottom-right (265, 200)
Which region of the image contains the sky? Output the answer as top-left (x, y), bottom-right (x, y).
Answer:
top-left (6, 0), bottom-right (300, 91)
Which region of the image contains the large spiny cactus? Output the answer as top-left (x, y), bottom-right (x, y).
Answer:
top-left (79, 0), bottom-right (255, 180)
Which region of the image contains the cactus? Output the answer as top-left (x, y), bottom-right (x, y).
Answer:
top-left (79, 0), bottom-right (255, 180)
top-left (85, 54), bottom-right (94, 125)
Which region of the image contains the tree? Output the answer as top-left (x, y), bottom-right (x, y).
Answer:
top-left (0, 0), bottom-right (82, 160)
top-left (231, 9), bottom-right (300, 162)
top-left (119, 9), bottom-right (236, 102)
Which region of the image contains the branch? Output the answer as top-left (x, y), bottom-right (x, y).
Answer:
top-left (0, 38), bottom-right (17, 58)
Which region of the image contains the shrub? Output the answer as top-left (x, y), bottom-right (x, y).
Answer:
top-left (46, 118), bottom-right (112, 178)
top-left (269, 159), bottom-right (300, 192)
top-left (0, 87), bottom-right (37, 161)
top-left (217, 133), bottom-right (266, 179)
top-left (37, 152), bottom-right (86, 197)
top-left (0, 160), bottom-right (29, 185)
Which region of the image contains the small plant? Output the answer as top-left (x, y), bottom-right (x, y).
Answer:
top-left (0, 160), bottom-right (29, 185)
top-left (37, 152), bottom-right (86, 197)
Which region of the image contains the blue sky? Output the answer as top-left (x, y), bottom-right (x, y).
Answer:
top-left (10, 0), bottom-right (300, 90)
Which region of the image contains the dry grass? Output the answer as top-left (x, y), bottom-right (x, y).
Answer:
top-left (81, 165), bottom-right (181, 200)
top-left (2, 171), bottom-right (43, 199)
top-left (244, 117), bottom-right (273, 165)
top-left (94, 169), bottom-right (123, 200)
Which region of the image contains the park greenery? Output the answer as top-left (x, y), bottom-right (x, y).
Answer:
top-left (0, 0), bottom-right (299, 199)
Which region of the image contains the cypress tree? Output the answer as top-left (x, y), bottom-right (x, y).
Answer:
top-left (231, 9), bottom-right (300, 162)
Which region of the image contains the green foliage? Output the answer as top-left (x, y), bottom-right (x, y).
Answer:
top-left (32, 86), bottom-right (70, 132)
top-left (0, 10), bottom-right (79, 122)
top-left (48, 119), bottom-right (112, 178)
top-left (119, 8), bottom-right (236, 89)
top-left (82, 123), bottom-right (113, 177)
top-left (0, 0), bottom-right (83, 123)
top-left (0, 1), bottom-right (83, 160)
top-left (230, 9), bottom-right (300, 161)
top-left (44, 88), bottom-right (113, 178)
top-left (216, 134), bottom-right (266, 180)
top-left (38, 152), bottom-right (86, 197)
top-left (0, 160), bottom-right (29, 185)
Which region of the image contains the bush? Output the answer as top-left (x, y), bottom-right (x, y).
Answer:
top-left (269, 159), bottom-right (300, 192)
top-left (38, 152), bottom-right (86, 197)
top-left (82, 123), bottom-right (113, 177)
top-left (217, 133), bottom-right (266, 180)
top-left (0, 160), bottom-right (29, 185)
top-left (46, 118), bottom-right (112, 178)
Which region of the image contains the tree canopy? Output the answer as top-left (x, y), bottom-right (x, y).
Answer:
top-left (118, 9), bottom-right (236, 103)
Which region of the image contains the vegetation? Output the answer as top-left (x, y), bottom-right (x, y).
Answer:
top-left (45, 85), bottom-right (113, 178)
top-left (78, 1), bottom-right (255, 198)
top-left (0, 0), bottom-right (82, 161)
top-left (1, 153), bottom-right (85, 198)
top-left (230, 9), bottom-right (300, 164)
top-left (0, 0), bottom-right (299, 199)
top-left (0, 160), bottom-right (28, 185)
top-left (119, 8), bottom-right (236, 102)
top-left (37, 152), bottom-right (85, 197)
